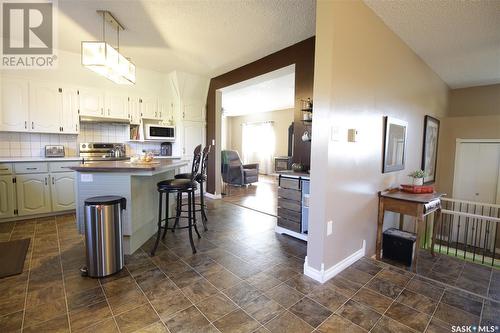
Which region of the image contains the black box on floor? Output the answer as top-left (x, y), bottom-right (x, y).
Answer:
top-left (382, 228), bottom-right (417, 266)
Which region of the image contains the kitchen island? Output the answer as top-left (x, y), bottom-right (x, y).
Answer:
top-left (70, 159), bottom-right (188, 254)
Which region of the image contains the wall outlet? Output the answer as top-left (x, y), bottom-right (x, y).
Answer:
top-left (327, 220), bottom-right (333, 235)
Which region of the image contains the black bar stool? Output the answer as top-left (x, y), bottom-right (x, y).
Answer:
top-left (151, 145), bottom-right (202, 256)
top-left (174, 145), bottom-right (211, 230)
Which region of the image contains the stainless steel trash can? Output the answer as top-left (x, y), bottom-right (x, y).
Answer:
top-left (82, 196), bottom-right (126, 278)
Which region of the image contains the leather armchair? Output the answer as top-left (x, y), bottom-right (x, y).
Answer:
top-left (221, 150), bottom-right (259, 185)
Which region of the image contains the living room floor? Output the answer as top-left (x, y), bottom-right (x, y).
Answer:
top-left (222, 174), bottom-right (278, 216)
top-left (0, 199), bottom-right (499, 333)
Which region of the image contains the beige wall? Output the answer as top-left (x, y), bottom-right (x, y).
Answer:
top-left (226, 108), bottom-right (294, 161)
top-left (437, 84), bottom-right (500, 195)
top-left (307, 0), bottom-right (449, 271)
top-left (449, 84), bottom-right (500, 117)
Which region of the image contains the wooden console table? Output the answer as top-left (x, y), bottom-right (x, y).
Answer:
top-left (376, 191), bottom-right (445, 272)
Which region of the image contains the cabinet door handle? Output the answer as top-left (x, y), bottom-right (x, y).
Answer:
top-left (76, 124), bottom-right (78, 131)
top-left (26, 167), bottom-right (37, 170)
top-left (24, 121), bottom-right (27, 129)
top-left (31, 122), bottom-right (34, 129)
top-left (45, 177), bottom-right (48, 185)
top-left (52, 177), bottom-right (55, 185)
top-left (0, 168), bottom-right (9, 171)
top-left (61, 126), bottom-right (64, 132)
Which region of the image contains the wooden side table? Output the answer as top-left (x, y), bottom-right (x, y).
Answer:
top-left (376, 191), bottom-right (444, 272)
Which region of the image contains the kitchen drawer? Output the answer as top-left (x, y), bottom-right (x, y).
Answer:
top-left (278, 207), bottom-right (301, 223)
top-left (279, 177), bottom-right (300, 190)
top-left (277, 217), bottom-right (301, 233)
top-left (49, 161), bottom-right (80, 173)
top-left (0, 163), bottom-right (13, 175)
top-left (14, 162), bottom-right (48, 174)
top-left (278, 187), bottom-right (301, 202)
top-left (278, 197), bottom-right (301, 212)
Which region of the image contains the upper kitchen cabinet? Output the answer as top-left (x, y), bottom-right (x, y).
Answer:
top-left (79, 87), bottom-right (105, 117)
top-left (104, 91), bottom-right (129, 119)
top-left (182, 101), bottom-right (205, 122)
top-left (128, 96), bottom-right (141, 125)
top-left (62, 87), bottom-right (80, 134)
top-left (0, 76), bottom-right (29, 132)
top-left (159, 99), bottom-right (174, 124)
top-left (140, 95), bottom-right (159, 120)
top-left (29, 80), bottom-right (63, 133)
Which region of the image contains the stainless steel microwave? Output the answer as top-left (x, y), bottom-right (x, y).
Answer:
top-left (144, 124), bottom-right (176, 141)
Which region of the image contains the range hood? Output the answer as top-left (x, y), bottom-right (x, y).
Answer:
top-left (79, 115), bottom-right (130, 124)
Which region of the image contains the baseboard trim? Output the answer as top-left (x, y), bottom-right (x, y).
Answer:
top-left (275, 226), bottom-right (308, 241)
top-left (304, 240), bottom-right (366, 283)
top-left (204, 192), bottom-right (222, 199)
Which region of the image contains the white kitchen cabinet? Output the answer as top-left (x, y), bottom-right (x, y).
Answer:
top-left (29, 80), bottom-right (63, 133)
top-left (50, 172), bottom-right (75, 212)
top-left (62, 87), bottom-right (80, 134)
top-left (182, 101), bottom-right (205, 122)
top-left (105, 92), bottom-right (128, 119)
top-left (128, 96), bottom-right (141, 125)
top-left (0, 76), bottom-right (29, 131)
top-left (140, 96), bottom-right (159, 120)
top-left (181, 121), bottom-right (205, 173)
top-left (0, 175), bottom-right (15, 219)
top-left (16, 173), bottom-right (51, 216)
top-left (79, 87), bottom-right (105, 117)
top-left (159, 99), bottom-right (174, 124)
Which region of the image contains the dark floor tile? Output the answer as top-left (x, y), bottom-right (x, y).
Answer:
top-left (454, 274), bottom-right (489, 296)
top-left (166, 305), bottom-right (212, 333)
top-left (317, 314), bottom-right (367, 333)
top-left (242, 294), bottom-right (284, 324)
top-left (307, 284), bottom-right (348, 312)
top-left (284, 274), bottom-right (322, 294)
top-left (366, 277), bottom-right (403, 299)
top-left (352, 287), bottom-right (392, 313)
top-left (224, 281), bottom-right (262, 307)
top-left (180, 278), bottom-right (218, 303)
top-left (0, 310), bottom-right (23, 332)
top-left (265, 283), bottom-right (303, 308)
top-left (440, 289), bottom-right (483, 316)
top-left (69, 300), bottom-right (113, 331)
top-left (326, 276), bottom-right (363, 298)
top-left (376, 268), bottom-right (413, 287)
top-left (213, 309), bottom-right (261, 333)
top-left (23, 314), bottom-right (70, 333)
top-left (406, 277), bottom-right (444, 301)
top-left (64, 274), bottom-right (100, 296)
top-left (264, 310), bottom-right (314, 333)
top-left (337, 300), bottom-right (381, 331)
top-left (26, 280), bottom-right (65, 307)
top-left (433, 302), bottom-right (479, 327)
top-left (480, 300), bottom-right (500, 327)
top-left (134, 321), bottom-right (168, 333)
top-left (142, 278), bottom-right (178, 300)
top-left (264, 264), bottom-right (299, 282)
top-left (133, 267), bottom-right (168, 292)
top-left (107, 286), bottom-right (148, 315)
top-left (205, 269), bottom-right (242, 290)
top-left (167, 269), bottom-right (203, 289)
top-left (351, 258), bottom-right (383, 276)
top-left (149, 289), bottom-right (192, 321)
top-left (385, 302), bottom-right (430, 332)
top-left (396, 289), bottom-right (437, 315)
top-left (371, 315), bottom-right (416, 333)
top-left (67, 287), bottom-right (105, 311)
top-left (23, 297), bottom-right (67, 328)
top-left (425, 317), bottom-right (450, 333)
top-left (289, 297), bottom-right (332, 328)
top-left (196, 293), bottom-right (238, 322)
top-left (156, 260), bottom-right (192, 278)
top-left (338, 267), bottom-right (373, 286)
top-left (0, 295), bottom-right (25, 318)
top-left (73, 318), bottom-right (119, 333)
top-left (246, 272), bottom-right (282, 291)
top-left (115, 303), bottom-right (159, 333)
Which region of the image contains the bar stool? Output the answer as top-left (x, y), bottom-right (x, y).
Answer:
top-left (174, 145), bottom-right (211, 230)
top-left (151, 145), bottom-right (202, 256)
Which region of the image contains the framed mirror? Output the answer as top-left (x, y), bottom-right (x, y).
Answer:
top-left (383, 117), bottom-right (408, 173)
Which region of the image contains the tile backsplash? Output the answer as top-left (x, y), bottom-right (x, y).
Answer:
top-left (0, 123), bottom-right (164, 157)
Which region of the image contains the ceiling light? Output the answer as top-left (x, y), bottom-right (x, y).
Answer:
top-left (81, 10), bottom-right (136, 85)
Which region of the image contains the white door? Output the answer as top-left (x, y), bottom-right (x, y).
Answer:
top-left (62, 87), bottom-right (79, 134)
top-left (0, 175), bottom-right (15, 219)
top-left (29, 81), bottom-right (63, 133)
top-left (182, 101), bottom-right (205, 122)
top-left (182, 121), bottom-right (205, 174)
top-left (0, 77), bottom-right (29, 131)
top-left (454, 142), bottom-right (500, 203)
top-left (16, 173), bottom-right (51, 216)
top-left (105, 92), bottom-right (128, 119)
top-left (141, 96), bottom-right (158, 119)
top-left (79, 88), bottom-right (104, 117)
top-left (50, 172), bottom-right (75, 211)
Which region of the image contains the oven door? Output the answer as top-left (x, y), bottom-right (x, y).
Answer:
top-left (145, 125), bottom-right (175, 141)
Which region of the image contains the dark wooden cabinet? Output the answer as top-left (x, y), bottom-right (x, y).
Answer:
top-left (277, 175), bottom-right (309, 239)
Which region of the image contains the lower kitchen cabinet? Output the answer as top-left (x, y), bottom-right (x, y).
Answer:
top-left (50, 172), bottom-right (75, 211)
top-left (0, 175), bottom-right (15, 219)
top-left (16, 173), bottom-right (52, 216)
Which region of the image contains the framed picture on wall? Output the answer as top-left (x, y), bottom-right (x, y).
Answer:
top-left (421, 115), bottom-right (440, 184)
top-left (383, 117), bottom-right (408, 173)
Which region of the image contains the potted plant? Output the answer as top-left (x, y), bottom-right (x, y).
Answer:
top-left (408, 170), bottom-right (426, 186)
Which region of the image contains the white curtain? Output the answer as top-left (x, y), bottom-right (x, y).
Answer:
top-left (242, 121), bottom-right (275, 175)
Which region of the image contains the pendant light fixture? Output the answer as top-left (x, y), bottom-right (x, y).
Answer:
top-left (81, 10), bottom-right (136, 85)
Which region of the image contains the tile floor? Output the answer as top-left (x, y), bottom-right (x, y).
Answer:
top-left (0, 199), bottom-right (499, 333)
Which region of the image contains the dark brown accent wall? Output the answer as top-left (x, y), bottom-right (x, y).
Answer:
top-left (205, 37), bottom-right (315, 194)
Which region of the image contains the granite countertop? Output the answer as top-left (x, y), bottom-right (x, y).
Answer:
top-left (278, 170), bottom-right (311, 179)
top-left (70, 159), bottom-right (188, 173)
top-left (0, 156), bottom-right (83, 163)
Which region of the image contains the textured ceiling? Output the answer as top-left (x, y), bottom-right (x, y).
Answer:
top-left (364, 0), bottom-right (500, 88)
top-left (222, 66), bottom-right (295, 116)
top-left (58, 0), bottom-right (316, 77)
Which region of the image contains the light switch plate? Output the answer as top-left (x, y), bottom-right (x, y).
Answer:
top-left (348, 129), bottom-right (358, 142)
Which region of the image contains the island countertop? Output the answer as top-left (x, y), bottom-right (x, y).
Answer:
top-left (69, 159), bottom-right (188, 174)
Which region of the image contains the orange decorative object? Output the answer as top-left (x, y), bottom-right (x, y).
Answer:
top-left (400, 184), bottom-right (434, 194)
